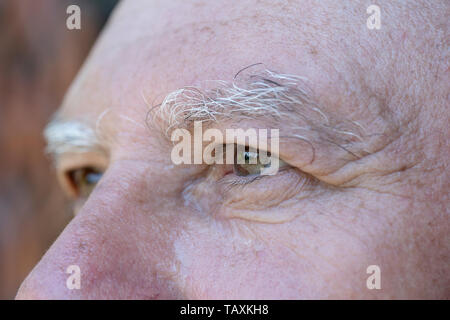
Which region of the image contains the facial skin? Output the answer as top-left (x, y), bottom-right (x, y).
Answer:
top-left (16, 0), bottom-right (448, 299)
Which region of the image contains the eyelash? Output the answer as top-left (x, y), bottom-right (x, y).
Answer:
top-left (212, 144), bottom-right (290, 190)
top-left (62, 144), bottom-right (288, 199)
top-left (65, 166), bottom-right (103, 198)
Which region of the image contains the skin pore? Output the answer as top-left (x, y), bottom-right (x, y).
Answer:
top-left (16, 0), bottom-right (448, 299)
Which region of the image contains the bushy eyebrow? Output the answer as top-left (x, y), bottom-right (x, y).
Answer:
top-left (148, 67), bottom-right (368, 158)
top-left (44, 119), bottom-right (101, 159)
top-left (150, 68), bottom-right (318, 134)
top-left (45, 67), bottom-right (370, 161)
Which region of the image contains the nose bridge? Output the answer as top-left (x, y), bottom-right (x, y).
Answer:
top-left (16, 162), bottom-right (183, 299)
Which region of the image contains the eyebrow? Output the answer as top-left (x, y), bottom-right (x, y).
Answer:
top-left (44, 119), bottom-right (100, 158)
top-left (151, 69), bottom-right (317, 134)
top-left (149, 68), bottom-right (367, 156)
top-left (46, 67), bottom-right (369, 161)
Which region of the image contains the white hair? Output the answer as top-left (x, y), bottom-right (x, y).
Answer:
top-left (44, 67), bottom-right (368, 160)
top-left (149, 67), bottom-right (365, 151)
top-left (152, 69), bottom-right (314, 133)
top-left (44, 120), bottom-right (99, 157)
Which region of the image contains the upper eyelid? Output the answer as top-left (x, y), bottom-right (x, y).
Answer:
top-left (210, 143), bottom-right (281, 159)
top-left (55, 152), bottom-right (108, 173)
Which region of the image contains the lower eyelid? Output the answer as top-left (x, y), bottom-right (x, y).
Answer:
top-left (181, 166), bottom-right (314, 220)
top-left (218, 169), bottom-right (316, 220)
top-left (218, 166), bottom-right (295, 193)
top-left (221, 174), bottom-right (264, 188)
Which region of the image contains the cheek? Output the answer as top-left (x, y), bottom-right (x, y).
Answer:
top-left (175, 242), bottom-right (303, 298)
top-left (173, 200), bottom-right (393, 299)
top-left (173, 219), bottom-right (336, 299)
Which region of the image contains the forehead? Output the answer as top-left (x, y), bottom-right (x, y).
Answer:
top-left (57, 0), bottom-right (357, 124)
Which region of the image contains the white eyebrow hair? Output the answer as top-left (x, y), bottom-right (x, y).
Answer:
top-left (44, 119), bottom-right (100, 157)
top-left (150, 68), bottom-right (318, 135)
top-left (149, 67), bottom-right (366, 149)
top-left (46, 67), bottom-right (369, 160)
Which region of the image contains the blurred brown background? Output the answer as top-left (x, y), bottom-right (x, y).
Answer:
top-left (0, 0), bottom-right (118, 299)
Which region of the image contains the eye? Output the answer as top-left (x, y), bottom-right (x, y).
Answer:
top-left (233, 146), bottom-right (287, 177)
top-left (66, 167), bottom-right (103, 198)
